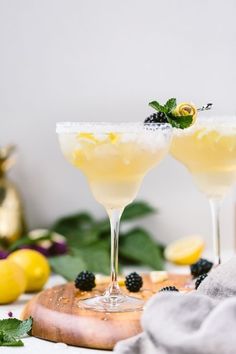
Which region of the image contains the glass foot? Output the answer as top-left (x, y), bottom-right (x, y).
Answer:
top-left (79, 294), bottom-right (144, 313)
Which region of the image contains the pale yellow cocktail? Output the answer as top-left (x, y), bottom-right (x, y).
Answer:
top-left (57, 122), bottom-right (172, 312)
top-left (171, 120), bottom-right (236, 198)
top-left (58, 124), bottom-right (170, 209)
top-left (171, 117), bottom-right (236, 265)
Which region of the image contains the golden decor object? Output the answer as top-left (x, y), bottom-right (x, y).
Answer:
top-left (0, 145), bottom-right (26, 245)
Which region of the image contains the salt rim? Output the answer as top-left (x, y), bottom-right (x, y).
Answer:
top-left (173, 116), bottom-right (236, 136)
top-left (56, 122), bottom-right (171, 134)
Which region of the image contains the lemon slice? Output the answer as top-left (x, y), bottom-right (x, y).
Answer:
top-left (108, 132), bottom-right (119, 144)
top-left (76, 132), bottom-right (99, 143)
top-left (164, 235), bottom-right (205, 265)
top-left (173, 102), bottom-right (197, 126)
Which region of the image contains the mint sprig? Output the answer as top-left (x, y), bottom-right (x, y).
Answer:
top-left (0, 317), bottom-right (32, 347)
top-left (148, 98), bottom-right (193, 129)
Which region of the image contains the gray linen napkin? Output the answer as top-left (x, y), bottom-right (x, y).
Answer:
top-left (114, 257), bottom-right (236, 354)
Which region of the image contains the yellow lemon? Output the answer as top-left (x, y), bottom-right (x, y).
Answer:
top-left (173, 102), bottom-right (197, 126)
top-left (8, 249), bottom-right (50, 292)
top-left (164, 235), bottom-right (205, 265)
top-left (0, 259), bottom-right (26, 304)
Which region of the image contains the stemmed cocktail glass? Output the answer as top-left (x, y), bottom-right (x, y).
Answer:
top-left (56, 122), bottom-right (172, 312)
top-left (171, 117), bottom-right (236, 265)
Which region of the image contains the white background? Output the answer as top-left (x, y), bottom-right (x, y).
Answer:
top-left (0, 0), bottom-right (236, 254)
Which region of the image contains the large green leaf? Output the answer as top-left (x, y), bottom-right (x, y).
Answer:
top-left (119, 228), bottom-right (164, 270)
top-left (51, 212), bottom-right (99, 248)
top-left (71, 240), bottom-right (110, 275)
top-left (49, 255), bottom-right (86, 280)
top-left (52, 212), bottom-right (94, 235)
top-left (122, 201), bottom-right (156, 221)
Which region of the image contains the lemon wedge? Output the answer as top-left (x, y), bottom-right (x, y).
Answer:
top-left (164, 235), bottom-right (205, 265)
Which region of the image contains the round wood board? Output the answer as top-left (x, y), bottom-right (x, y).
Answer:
top-left (21, 273), bottom-right (191, 350)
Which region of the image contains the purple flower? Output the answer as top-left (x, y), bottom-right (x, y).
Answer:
top-left (0, 250), bottom-right (9, 259)
top-left (8, 311), bottom-right (13, 317)
top-left (50, 241), bottom-right (68, 256)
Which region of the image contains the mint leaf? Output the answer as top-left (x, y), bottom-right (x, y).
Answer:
top-left (149, 101), bottom-right (166, 113)
top-left (164, 98), bottom-right (177, 113)
top-left (0, 332), bottom-right (24, 347)
top-left (167, 114), bottom-right (193, 129)
top-left (0, 317), bottom-right (32, 337)
top-left (0, 318), bottom-right (32, 347)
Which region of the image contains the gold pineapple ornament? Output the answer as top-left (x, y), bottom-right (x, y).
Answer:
top-left (0, 145), bottom-right (25, 245)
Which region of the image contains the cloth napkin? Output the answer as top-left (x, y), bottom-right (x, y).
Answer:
top-left (114, 257), bottom-right (236, 354)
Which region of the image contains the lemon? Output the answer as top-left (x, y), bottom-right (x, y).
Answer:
top-left (173, 102), bottom-right (197, 126)
top-left (164, 236), bottom-right (205, 265)
top-left (8, 249), bottom-right (50, 292)
top-left (0, 259), bottom-right (26, 304)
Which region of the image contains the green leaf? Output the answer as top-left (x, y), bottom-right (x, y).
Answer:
top-left (51, 212), bottom-right (99, 248)
top-left (92, 201), bottom-right (156, 235)
top-left (49, 255), bottom-right (86, 280)
top-left (0, 317), bottom-right (32, 338)
top-left (119, 228), bottom-right (164, 270)
top-left (71, 241), bottom-right (110, 275)
top-left (0, 332), bottom-right (24, 347)
top-left (0, 317), bottom-right (32, 347)
top-left (167, 114), bottom-right (193, 129)
top-left (122, 201), bottom-right (156, 221)
top-left (52, 212), bottom-right (94, 236)
top-left (164, 98), bottom-right (177, 113)
top-left (149, 101), bottom-right (166, 113)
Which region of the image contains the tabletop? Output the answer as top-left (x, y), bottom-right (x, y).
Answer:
top-left (0, 275), bottom-right (107, 354)
top-left (0, 251), bottom-right (233, 353)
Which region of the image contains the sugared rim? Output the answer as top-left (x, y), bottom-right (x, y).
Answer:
top-left (56, 121), bottom-right (172, 134)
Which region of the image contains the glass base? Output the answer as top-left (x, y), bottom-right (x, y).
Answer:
top-left (79, 294), bottom-right (144, 313)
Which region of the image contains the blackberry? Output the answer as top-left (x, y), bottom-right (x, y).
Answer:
top-left (75, 271), bottom-right (96, 291)
top-left (190, 258), bottom-right (213, 278)
top-left (195, 273), bottom-right (208, 289)
top-left (125, 272), bottom-right (143, 292)
top-left (144, 112), bottom-right (168, 124)
top-left (159, 286), bottom-right (179, 292)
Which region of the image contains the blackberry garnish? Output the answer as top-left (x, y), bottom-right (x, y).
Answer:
top-left (144, 112), bottom-right (168, 124)
top-left (195, 273), bottom-right (208, 289)
top-left (159, 286), bottom-right (179, 292)
top-left (190, 258), bottom-right (213, 278)
top-left (125, 272), bottom-right (143, 292)
top-left (75, 271), bottom-right (96, 291)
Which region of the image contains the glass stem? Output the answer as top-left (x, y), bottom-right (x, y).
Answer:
top-left (209, 198), bottom-right (221, 265)
top-left (105, 208), bottom-right (123, 298)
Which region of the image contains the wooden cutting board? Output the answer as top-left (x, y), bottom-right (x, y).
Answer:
top-left (21, 273), bottom-right (191, 350)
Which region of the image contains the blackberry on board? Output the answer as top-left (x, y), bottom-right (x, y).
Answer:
top-left (125, 272), bottom-right (143, 292)
top-left (159, 286), bottom-right (179, 292)
top-left (75, 270), bottom-right (96, 291)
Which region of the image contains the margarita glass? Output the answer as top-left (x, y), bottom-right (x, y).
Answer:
top-left (56, 122), bottom-right (172, 312)
top-left (171, 117), bottom-right (236, 265)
